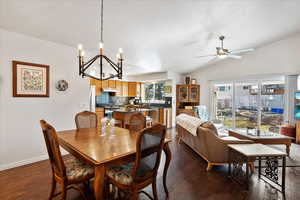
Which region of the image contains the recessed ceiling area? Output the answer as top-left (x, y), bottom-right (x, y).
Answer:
top-left (1, 0), bottom-right (300, 74)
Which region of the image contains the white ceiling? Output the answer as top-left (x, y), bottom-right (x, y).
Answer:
top-left (1, 0), bottom-right (300, 75)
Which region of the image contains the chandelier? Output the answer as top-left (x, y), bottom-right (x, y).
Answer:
top-left (77, 0), bottom-right (123, 80)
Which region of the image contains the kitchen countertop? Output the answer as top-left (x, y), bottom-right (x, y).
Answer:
top-left (113, 108), bottom-right (157, 113)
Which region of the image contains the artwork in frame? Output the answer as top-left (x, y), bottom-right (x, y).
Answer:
top-left (12, 60), bottom-right (49, 97)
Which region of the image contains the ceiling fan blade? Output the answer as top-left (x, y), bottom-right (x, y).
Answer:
top-left (195, 54), bottom-right (217, 58)
top-left (229, 48), bottom-right (254, 54)
top-left (227, 54), bottom-right (242, 59)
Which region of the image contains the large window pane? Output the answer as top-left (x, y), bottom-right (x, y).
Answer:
top-left (154, 82), bottom-right (165, 100)
top-left (235, 82), bottom-right (259, 128)
top-left (213, 83), bottom-right (233, 127)
top-left (261, 80), bottom-right (285, 133)
top-left (145, 83), bottom-right (154, 100)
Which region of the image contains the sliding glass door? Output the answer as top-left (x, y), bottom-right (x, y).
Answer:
top-left (260, 80), bottom-right (285, 132)
top-left (212, 83), bottom-right (234, 127)
top-left (211, 77), bottom-right (285, 133)
top-left (234, 81), bottom-right (259, 129)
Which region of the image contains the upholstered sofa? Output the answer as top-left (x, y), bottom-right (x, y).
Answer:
top-left (176, 114), bottom-right (254, 171)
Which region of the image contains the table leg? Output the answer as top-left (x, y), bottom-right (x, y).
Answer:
top-left (228, 149), bottom-right (232, 177)
top-left (246, 159), bottom-right (249, 190)
top-left (163, 142), bottom-right (172, 199)
top-left (258, 157), bottom-right (261, 179)
top-left (286, 144), bottom-right (291, 157)
top-left (282, 156), bottom-right (286, 194)
top-left (94, 165), bottom-right (105, 200)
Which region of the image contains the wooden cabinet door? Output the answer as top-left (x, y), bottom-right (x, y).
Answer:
top-left (122, 82), bottom-right (128, 97)
top-left (90, 78), bottom-right (97, 86)
top-left (115, 80), bottom-right (122, 96)
top-left (189, 85), bottom-right (200, 102)
top-left (178, 85), bottom-right (189, 102)
top-left (108, 80), bottom-right (116, 88)
top-left (102, 80), bottom-right (109, 88)
top-left (128, 82), bottom-right (137, 97)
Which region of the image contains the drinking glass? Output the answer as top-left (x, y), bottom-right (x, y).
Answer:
top-left (100, 117), bottom-right (107, 136)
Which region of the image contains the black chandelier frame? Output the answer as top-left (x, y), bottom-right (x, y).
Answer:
top-left (78, 0), bottom-right (123, 81)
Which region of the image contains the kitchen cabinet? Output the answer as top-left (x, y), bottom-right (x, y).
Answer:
top-left (178, 85), bottom-right (189, 102)
top-left (158, 108), bottom-right (172, 128)
top-left (101, 80), bottom-right (109, 88)
top-left (177, 84), bottom-right (200, 103)
top-left (128, 82), bottom-right (137, 97)
top-left (115, 80), bottom-right (122, 96)
top-left (122, 82), bottom-right (128, 97)
top-left (108, 80), bottom-right (116, 88)
top-left (95, 107), bottom-right (105, 127)
top-left (189, 85), bottom-right (200, 102)
top-left (176, 84), bottom-right (200, 115)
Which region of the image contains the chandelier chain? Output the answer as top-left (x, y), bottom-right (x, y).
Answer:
top-left (100, 0), bottom-right (104, 43)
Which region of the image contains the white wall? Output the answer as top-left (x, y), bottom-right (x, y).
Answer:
top-left (0, 29), bottom-right (90, 170)
top-left (187, 32), bottom-right (300, 112)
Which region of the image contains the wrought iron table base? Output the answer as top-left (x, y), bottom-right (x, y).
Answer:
top-left (228, 149), bottom-right (286, 193)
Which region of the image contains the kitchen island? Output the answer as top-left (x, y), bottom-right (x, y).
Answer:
top-left (113, 108), bottom-right (158, 128)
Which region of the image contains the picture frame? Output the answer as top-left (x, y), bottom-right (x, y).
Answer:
top-left (12, 60), bottom-right (50, 97)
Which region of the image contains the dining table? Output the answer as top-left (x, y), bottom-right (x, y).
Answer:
top-left (57, 126), bottom-right (172, 200)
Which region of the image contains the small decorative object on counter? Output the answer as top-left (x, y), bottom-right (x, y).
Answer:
top-left (185, 76), bottom-right (191, 85)
top-left (191, 79), bottom-right (196, 84)
top-left (55, 80), bottom-right (69, 91)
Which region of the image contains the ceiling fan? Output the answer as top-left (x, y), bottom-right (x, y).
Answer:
top-left (196, 36), bottom-right (254, 59)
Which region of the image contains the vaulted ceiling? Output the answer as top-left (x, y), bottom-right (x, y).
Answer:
top-left (1, 0), bottom-right (300, 75)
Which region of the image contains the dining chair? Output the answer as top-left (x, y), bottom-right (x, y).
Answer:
top-left (75, 111), bottom-right (98, 129)
top-left (126, 112), bottom-right (146, 133)
top-left (40, 120), bottom-right (94, 200)
top-left (106, 123), bottom-right (167, 200)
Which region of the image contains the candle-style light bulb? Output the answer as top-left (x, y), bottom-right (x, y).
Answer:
top-left (116, 53), bottom-right (120, 60)
top-left (78, 44), bottom-right (83, 57)
top-left (118, 48), bottom-right (123, 60)
top-left (99, 42), bottom-right (104, 49)
top-left (81, 51), bottom-right (85, 57)
top-left (99, 42), bottom-right (104, 55)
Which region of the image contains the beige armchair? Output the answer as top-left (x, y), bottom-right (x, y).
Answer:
top-left (177, 122), bottom-right (254, 171)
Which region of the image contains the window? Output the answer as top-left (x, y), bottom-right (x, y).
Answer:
top-left (143, 82), bottom-right (165, 102)
top-left (211, 78), bottom-right (285, 133)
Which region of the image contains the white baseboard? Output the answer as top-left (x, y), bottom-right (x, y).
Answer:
top-left (0, 154), bottom-right (49, 171)
top-left (0, 151), bottom-right (69, 171)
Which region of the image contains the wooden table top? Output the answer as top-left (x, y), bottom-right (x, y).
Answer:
top-left (228, 128), bottom-right (293, 140)
top-left (228, 144), bottom-right (287, 157)
top-left (57, 127), bottom-right (171, 165)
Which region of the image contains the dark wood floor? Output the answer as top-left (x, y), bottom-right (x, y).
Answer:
top-left (1, 129), bottom-right (300, 200)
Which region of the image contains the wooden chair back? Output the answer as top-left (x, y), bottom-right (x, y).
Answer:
top-left (131, 124), bottom-right (166, 182)
top-left (40, 120), bottom-right (66, 178)
top-left (75, 111), bottom-right (98, 129)
top-left (127, 112), bottom-right (146, 132)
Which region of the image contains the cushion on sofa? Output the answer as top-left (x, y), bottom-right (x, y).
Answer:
top-left (200, 121), bottom-right (218, 135)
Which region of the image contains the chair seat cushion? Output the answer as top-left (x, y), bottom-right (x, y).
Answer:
top-left (64, 155), bottom-right (94, 181)
top-left (106, 163), bottom-right (134, 186)
top-left (106, 161), bottom-right (153, 186)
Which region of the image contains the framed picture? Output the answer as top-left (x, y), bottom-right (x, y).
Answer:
top-left (12, 61), bottom-right (49, 97)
